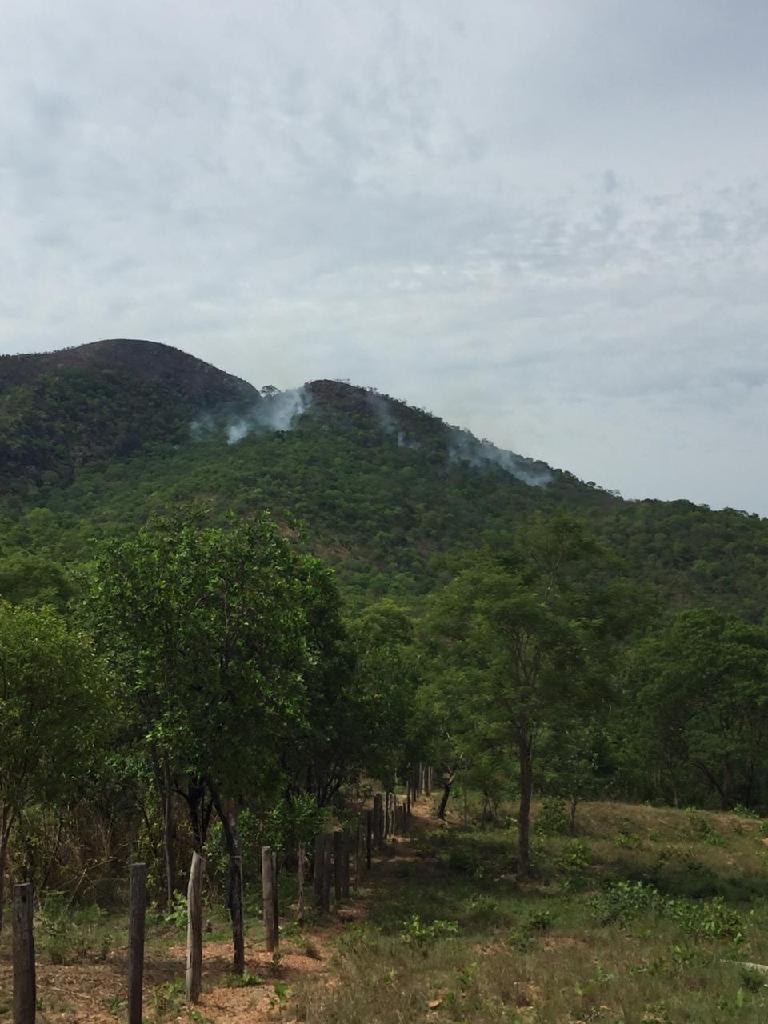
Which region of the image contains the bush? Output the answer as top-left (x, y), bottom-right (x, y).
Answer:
top-left (536, 798), bottom-right (570, 836)
top-left (399, 915), bottom-right (459, 952)
top-left (590, 880), bottom-right (745, 941)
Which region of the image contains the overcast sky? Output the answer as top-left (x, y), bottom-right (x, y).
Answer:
top-left (2, 1), bottom-right (767, 513)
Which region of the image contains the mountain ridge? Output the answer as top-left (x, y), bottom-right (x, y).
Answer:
top-left (1, 338), bottom-right (767, 621)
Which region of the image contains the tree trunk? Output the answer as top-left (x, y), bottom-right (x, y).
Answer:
top-left (568, 795), bottom-right (578, 835)
top-left (210, 790), bottom-right (244, 973)
top-left (437, 770), bottom-right (455, 820)
top-left (517, 734), bottom-right (533, 879)
top-left (0, 806), bottom-right (14, 935)
top-left (162, 760), bottom-right (175, 909)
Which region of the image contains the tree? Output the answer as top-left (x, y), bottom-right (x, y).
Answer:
top-left (421, 514), bottom-right (608, 877)
top-left (624, 608), bottom-right (768, 809)
top-left (0, 601), bottom-right (106, 932)
top-left (86, 510), bottom-right (313, 916)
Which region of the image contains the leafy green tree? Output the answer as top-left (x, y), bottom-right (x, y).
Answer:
top-left (0, 601), bottom-right (106, 931)
top-left (624, 608), bottom-right (768, 809)
top-left (347, 599), bottom-right (421, 789)
top-left (86, 510), bottom-right (312, 910)
top-left (422, 514), bottom-right (611, 876)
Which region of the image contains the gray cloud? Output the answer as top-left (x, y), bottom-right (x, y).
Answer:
top-left (1, 1), bottom-right (767, 512)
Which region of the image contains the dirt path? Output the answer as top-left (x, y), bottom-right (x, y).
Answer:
top-left (0, 800), bottom-right (435, 1024)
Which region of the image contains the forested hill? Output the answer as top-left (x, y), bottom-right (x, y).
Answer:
top-left (0, 338), bottom-right (256, 493)
top-left (1, 339), bottom-right (767, 616)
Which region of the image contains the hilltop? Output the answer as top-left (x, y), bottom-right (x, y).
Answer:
top-left (0, 338), bottom-right (256, 494)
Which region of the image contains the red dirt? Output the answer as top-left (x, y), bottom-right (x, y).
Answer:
top-left (0, 800), bottom-right (435, 1023)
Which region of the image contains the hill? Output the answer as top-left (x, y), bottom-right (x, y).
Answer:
top-left (0, 338), bottom-right (256, 494)
top-left (1, 339), bottom-right (767, 615)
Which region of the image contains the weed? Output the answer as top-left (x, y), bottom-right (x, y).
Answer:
top-left (687, 811), bottom-right (725, 846)
top-left (536, 797), bottom-right (570, 836)
top-left (226, 971), bottom-right (265, 987)
top-left (271, 980), bottom-right (290, 1005)
top-left (271, 949), bottom-right (284, 973)
top-left (188, 1011), bottom-right (213, 1024)
top-left (558, 838), bottom-right (591, 886)
top-left (163, 892), bottom-right (188, 928)
top-left (591, 880), bottom-right (658, 925)
top-left (400, 914), bottom-right (459, 952)
top-left (303, 937), bottom-right (323, 959)
top-left (526, 908), bottom-right (555, 932)
top-left (104, 994), bottom-right (125, 1017)
top-left (150, 980), bottom-right (185, 1022)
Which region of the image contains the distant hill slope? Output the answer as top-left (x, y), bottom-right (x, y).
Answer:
top-left (0, 339), bottom-right (257, 494)
top-left (1, 338), bottom-right (767, 617)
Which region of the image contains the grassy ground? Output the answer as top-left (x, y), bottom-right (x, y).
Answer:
top-left (3, 798), bottom-right (768, 1022)
top-left (295, 799), bottom-right (768, 1024)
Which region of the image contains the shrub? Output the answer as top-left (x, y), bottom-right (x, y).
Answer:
top-left (399, 915), bottom-right (459, 952)
top-left (536, 797), bottom-right (570, 836)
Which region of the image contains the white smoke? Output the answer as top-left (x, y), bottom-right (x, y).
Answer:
top-left (366, 391), bottom-right (421, 449)
top-left (448, 428), bottom-right (553, 487)
top-left (191, 386), bottom-right (312, 444)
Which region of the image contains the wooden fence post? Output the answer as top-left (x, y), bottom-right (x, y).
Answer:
top-left (13, 882), bottom-right (35, 1024)
top-left (322, 833), bottom-right (333, 911)
top-left (365, 809), bottom-right (373, 870)
top-left (333, 831), bottom-right (343, 901)
top-left (230, 854), bottom-right (245, 974)
top-left (341, 831), bottom-right (351, 898)
top-left (313, 834), bottom-right (325, 911)
top-left (128, 864), bottom-right (147, 1024)
top-left (354, 817), bottom-right (362, 888)
top-left (272, 850), bottom-right (279, 933)
top-left (262, 846), bottom-right (278, 951)
top-left (297, 842), bottom-right (306, 923)
top-left (185, 852), bottom-right (205, 1004)
top-left (373, 794), bottom-right (383, 850)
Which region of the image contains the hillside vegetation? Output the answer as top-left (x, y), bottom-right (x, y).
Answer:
top-left (1, 340), bottom-right (766, 614)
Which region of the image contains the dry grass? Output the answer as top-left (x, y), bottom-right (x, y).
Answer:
top-left (295, 799), bottom-right (768, 1023)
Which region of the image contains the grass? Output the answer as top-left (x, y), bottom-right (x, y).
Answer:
top-left (293, 800), bottom-right (768, 1023)
top-left (3, 799), bottom-right (768, 1022)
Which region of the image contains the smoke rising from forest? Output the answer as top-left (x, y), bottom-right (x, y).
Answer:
top-left (191, 386), bottom-right (312, 444)
top-left (447, 429), bottom-right (553, 487)
top-left (366, 390), bottom-right (552, 487)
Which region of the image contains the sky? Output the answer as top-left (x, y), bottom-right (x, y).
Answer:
top-left (1, 1), bottom-right (767, 514)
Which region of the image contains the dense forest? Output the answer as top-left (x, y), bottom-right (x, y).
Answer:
top-left (2, 340), bottom-right (768, 1021)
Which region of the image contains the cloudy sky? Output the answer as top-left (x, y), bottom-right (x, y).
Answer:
top-left (2, 1), bottom-right (767, 513)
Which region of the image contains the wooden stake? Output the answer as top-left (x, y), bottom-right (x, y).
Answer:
top-left (186, 852), bottom-right (205, 1004)
top-left (313, 834), bottom-right (325, 911)
top-left (297, 842), bottom-right (305, 923)
top-left (230, 854), bottom-right (245, 975)
top-left (353, 817), bottom-right (362, 889)
top-left (272, 850), bottom-right (279, 933)
top-left (341, 831), bottom-right (351, 898)
top-left (333, 831), bottom-right (343, 901)
top-left (13, 882), bottom-right (35, 1024)
top-left (262, 846), bottom-right (278, 951)
top-left (128, 864), bottom-right (147, 1024)
top-left (373, 794), bottom-right (383, 850)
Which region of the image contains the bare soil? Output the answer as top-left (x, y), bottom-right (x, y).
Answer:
top-left (0, 801), bottom-right (432, 1024)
